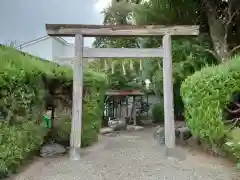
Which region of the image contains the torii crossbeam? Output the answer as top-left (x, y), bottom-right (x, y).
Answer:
top-left (45, 24), bottom-right (199, 160)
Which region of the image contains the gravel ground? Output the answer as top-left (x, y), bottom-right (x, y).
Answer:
top-left (10, 128), bottom-right (239, 180)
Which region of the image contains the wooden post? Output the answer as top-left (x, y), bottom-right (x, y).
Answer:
top-left (132, 96), bottom-right (137, 126)
top-left (162, 35), bottom-right (175, 150)
top-left (70, 34), bottom-right (83, 160)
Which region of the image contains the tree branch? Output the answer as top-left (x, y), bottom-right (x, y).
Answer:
top-left (226, 107), bottom-right (240, 113)
top-left (192, 44), bottom-right (222, 61)
top-left (229, 44), bottom-right (240, 56)
top-left (225, 118), bottom-right (240, 129)
top-left (224, 10), bottom-right (238, 49)
top-left (204, 48), bottom-right (222, 61)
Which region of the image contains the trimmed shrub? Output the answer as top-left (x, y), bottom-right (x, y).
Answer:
top-left (181, 56), bottom-right (240, 144)
top-left (0, 45), bottom-right (72, 123)
top-left (224, 128), bottom-right (240, 165)
top-left (0, 122), bottom-right (47, 178)
top-left (52, 71), bottom-right (107, 148)
top-left (0, 46), bottom-right (107, 176)
top-left (0, 45), bottom-right (69, 177)
top-left (82, 75), bottom-right (107, 146)
top-left (152, 103), bottom-right (164, 123)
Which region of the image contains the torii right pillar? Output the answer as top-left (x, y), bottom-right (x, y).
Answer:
top-left (162, 34), bottom-right (177, 158)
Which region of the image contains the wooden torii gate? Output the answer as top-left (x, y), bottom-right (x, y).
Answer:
top-left (45, 24), bottom-right (199, 160)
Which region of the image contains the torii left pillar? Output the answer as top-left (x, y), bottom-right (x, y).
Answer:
top-left (70, 34), bottom-right (83, 160)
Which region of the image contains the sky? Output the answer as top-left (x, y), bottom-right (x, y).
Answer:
top-left (0, 0), bottom-right (111, 47)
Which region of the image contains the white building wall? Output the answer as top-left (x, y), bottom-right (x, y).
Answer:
top-left (18, 37), bottom-right (53, 61)
top-left (62, 44), bottom-right (75, 67)
top-left (52, 37), bottom-right (66, 65)
top-left (17, 36), bottom-right (93, 68)
top-left (65, 44), bottom-right (74, 57)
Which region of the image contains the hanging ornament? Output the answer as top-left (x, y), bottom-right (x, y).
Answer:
top-left (140, 59), bottom-right (143, 70)
top-left (111, 61), bottom-right (115, 74)
top-left (122, 62), bottom-right (126, 75)
top-left (104, 59), bottom-right (108, 71)
top-left (130, 59), bottom-right (134, 70)
top-left (158, 60), bottom-right (161, 70)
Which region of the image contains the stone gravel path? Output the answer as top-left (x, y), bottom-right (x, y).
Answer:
top-left (10, 128), bottom-right (239, 180)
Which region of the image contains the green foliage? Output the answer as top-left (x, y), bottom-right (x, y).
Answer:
top-left (224, 128), bottom-right (240, 165)
top-left (152, 103), bottom-right (164, 123)
top-left (0, 45), bottom-right (73, 177)
top-left (148, 38), bottom-right (216, 95)
top-left (133, 0), bottom-right (198, 26)
top-left (82, 76), bottom-right (107, 147)
top-left (181, 56), bottom-right (240, 144)
top-left (0, 45), bottom-right (72, 123)
top-left (53, 118), bottom-right (72, 146)
top-left (89, 58), bottom-right (145, 91)
top-left (145, 38), bottom-right (217, 118)
top-left (107, 67), bottom-right (142, 90)
top-left (0, 46), bottom-right (107, 176)
top-left (0, 122), bottom-right (47, 178)
top-left (50, 71), bottom-right (107, 148)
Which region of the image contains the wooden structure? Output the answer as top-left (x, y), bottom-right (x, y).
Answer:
top-left (104, 90), bottom-right (145, 126)
top-left (45, 24), bottom-right (199, 160)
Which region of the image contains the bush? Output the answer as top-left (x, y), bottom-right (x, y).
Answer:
top-left (224, 128), bottom-right (240, 166)
top-left (52, 70), bottom-right (107, 147)
top-left (0, 122), bottom-right (47, 178)
top-left (152, 103), bottom-right (164, 123)
top-left (82, 76), bottom-right (106, 147)
top-left (0, 45), bottom-right (72, 123)
top-left (150, 38), bottom-right (217, 117)
top-left (0, 45), bottom-right (72, 177)
top-left (0, 45), bottom-right (107, 176)
top-left (53, 118), bottom-right (72, 146)
top-left (181, 56), bottom-right (240, 144)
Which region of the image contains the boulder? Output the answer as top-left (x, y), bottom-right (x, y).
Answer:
top-left (108, 118), bottom-right (127, 131)
top-left (175, 127), bottom-right (192, 141)
top-left (40, 143), bottom-right (66, 157)
top-left (153, 126), bottom-right (165, 145)
top-left (126, 125), bottom-right (144, 131)
top-left (100, 127), bottom-right (114, 134)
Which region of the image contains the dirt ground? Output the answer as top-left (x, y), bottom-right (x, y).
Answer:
top-left (8, 128), bottom-right (239, 180)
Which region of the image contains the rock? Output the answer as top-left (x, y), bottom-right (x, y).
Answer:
top-left (108, 118), bottom-right (126, 131)
top-left (154, 125), bottom-right (192, 145)
top-left (100, 127), bottom-right (114, 134)
top-left (175, 127), bottom-right (192, 141)
top-left (40, 143), bottom-right (66, 157)
top-left (153, 126), bottom-right (165, 145)
top-left (126, 125), bottom-right (144, 131)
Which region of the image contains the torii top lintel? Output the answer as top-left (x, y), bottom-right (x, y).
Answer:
top-left (45, 24), bottom-right (199, 37)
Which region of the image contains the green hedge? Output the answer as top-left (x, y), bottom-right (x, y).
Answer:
top-left (0, 45), bottom-right (72, 123)
top-left (52, 71), bottom-right (107, 147)
top-left (224, 128), bottom-right (240, 164)
top-left (0, 45), bottom-right (106, 177)
top-left (0, 122), bottom-right (47, 178)
top-left (181, 56), bottom-right (240, 144)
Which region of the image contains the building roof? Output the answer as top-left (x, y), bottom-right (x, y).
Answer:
top-left (16, 36), bottom-right (74, 49)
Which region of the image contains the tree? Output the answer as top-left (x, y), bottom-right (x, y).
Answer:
top-left (200, 0), bottom-right (240, 61)
top-left (101, 0), bottom-right (240, 62)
